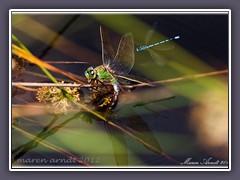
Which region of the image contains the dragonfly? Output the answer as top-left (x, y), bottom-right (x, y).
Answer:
top-left (85, 26), bottom-right (145, 110)
top-left (136, 22), bottom-right (180, 66)
top-left (136, 35), bottom-right (180, 52)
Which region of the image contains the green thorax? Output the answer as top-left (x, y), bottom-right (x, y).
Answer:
top-left (95, 65), bottom-right (115, 83)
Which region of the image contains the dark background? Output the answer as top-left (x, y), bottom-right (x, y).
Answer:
top-left (12, 14), bottom-right (229, 71)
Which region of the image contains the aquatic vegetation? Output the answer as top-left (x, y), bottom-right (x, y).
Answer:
top-left (36, 82), bottom-right (81, 114)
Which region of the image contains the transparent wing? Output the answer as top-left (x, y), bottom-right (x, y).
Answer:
top-left (110, 33), bottom-right (135, 74)
top-left (146, 21), bottom-right (158, 44)
top-left (148, 49), bottom-right (167, 66)
top-left (145, 29), bottom-right (154, 44)
top-left (100, 26), bottom-right (115, 66)
top-left (153, 44), bottom-right (174, 51)
top-left (116, 74), bottom-right (153, 86)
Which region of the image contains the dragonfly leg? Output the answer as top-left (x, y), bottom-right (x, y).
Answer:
top-left (91, 79), bottom-right (120, 111)
top-left (97, 83), bottom-right (119, 110)
top-left (89, 79), bottom-right (107, 95)
top-left (108, 83), bottom-right (119, 109)
top-left (98, 96), bottom-right (112, 108)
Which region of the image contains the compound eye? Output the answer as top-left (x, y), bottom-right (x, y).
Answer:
top-left (90, 70), bottom-right (94, 75)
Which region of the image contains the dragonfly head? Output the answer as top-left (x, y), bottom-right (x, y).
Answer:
top-left (85, 66), bottom-right (97, 80)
